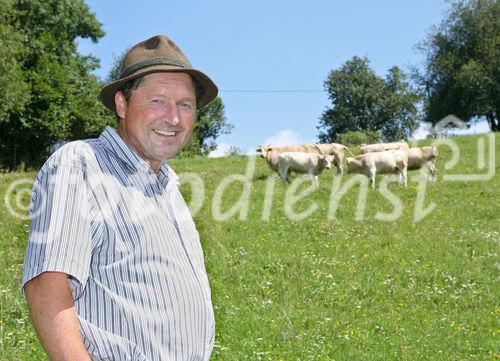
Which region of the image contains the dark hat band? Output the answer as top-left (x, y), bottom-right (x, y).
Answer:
top-left (119, 57), bottom-right (192, 79)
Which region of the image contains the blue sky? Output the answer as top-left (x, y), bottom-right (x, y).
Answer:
top-left (78, 0), bottom-right (489, 156)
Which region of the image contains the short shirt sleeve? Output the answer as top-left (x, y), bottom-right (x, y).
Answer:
top-left (21, 164), bottom-right (93, 300)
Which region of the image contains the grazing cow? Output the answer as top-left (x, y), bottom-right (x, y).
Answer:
top-left (314, 143), bottom-right (354, 156)
top-left (256, 144), bottom-right (319, 158)
top-left (261, 149), bottom-right (281, 172)
top-left (256, 143), bottom-right (348, 175)
top-left (346, 150), bottom-right (408, 188)
top-left (359, 141), bottom-right (409, 155)
top-left (313, 143), bottom-right (354, 175)
top-left (407, 146), bottom-right (439, 181)
top-left (277, 152), bottom-right (334, 186)
top-left (258, 145), bottom-right (321, 175)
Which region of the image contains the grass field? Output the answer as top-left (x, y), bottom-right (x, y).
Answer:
top-left (1, 133), bottom-right (498, 360)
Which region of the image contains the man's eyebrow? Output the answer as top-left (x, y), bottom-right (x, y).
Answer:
top-left (179, 95), bottom-right (196, 101)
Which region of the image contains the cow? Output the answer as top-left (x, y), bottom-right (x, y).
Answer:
top-left (359, 141), bottom-right (409, 155)
top-left (346, 150), bottom-right (408, 188)
top-left (261, 149), bottom-right (281, 172)
top-left (407, 146), bottom-right (439, 181)
top-left (256, 144), bottom-right (320, 158)
top-left (256, 143), bottom-right (349, 175)
top-left (276, 152), bottom-right (334, 186)
top-left (312, 143), bottom-right (354, 175)
top-left (257, 145), bottom-right (320, 173)
top-left (313, 143), bottom-right (353, 156)
top-left (258, 145), bottom-right (322, 173)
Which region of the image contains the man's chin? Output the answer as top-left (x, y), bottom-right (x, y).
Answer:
top-left (155, 136), bottom-right (190, 160)
top-left (159, 146), bottom-right (183, 161)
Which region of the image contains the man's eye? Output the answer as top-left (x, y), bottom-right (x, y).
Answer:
top-left (179, 102), bottom-right (193, 110)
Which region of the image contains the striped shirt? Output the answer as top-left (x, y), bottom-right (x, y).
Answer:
top-left (21, 126), bottom-right (215, 361)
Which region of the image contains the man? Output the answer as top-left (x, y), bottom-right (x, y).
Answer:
top-left (21, 35), bottom-right (218, 360)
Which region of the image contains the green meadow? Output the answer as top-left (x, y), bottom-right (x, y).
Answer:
top-left (1, 133), bottom-right (498, 360)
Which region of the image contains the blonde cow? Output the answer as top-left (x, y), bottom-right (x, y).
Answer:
top-left (346, 150), bottom-right (408, 188)
top-left (256, 144), bottom-right (319, 158)
top-left (257, 143), bottom-right (348, 175)
top-left (312, 143), bottom-right (354, 175)
top-left (276, 152), bottom-right (334, 186)
top-left (359, 141), bottom-right (409, 155)
top-left (257, 145), bottom-right (320, 173)
top-left (407, 146), bottom-right (439, 181)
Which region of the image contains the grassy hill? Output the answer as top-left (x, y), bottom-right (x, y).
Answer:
top-left (1, 133), bottom-right (498, 360)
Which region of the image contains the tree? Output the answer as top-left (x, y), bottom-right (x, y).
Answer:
top-left (318, 56), bottom-right (420, 142)
top-left (379, 66), bottom-right (420, 140)
top-left (106, 49), bottom-right (128, 83)
top-left (337, 130), bottom-right (382, 146)
top-left (190, 97), bottom-right (232, 155)
top-left (0, 0), bottom-right (116, 169)
top-left (417, 0), bottom-right (499, 131)
top-left (108, 51), bottom-right (232, 156)
top-left (0, 0), bottom-right (29, 128)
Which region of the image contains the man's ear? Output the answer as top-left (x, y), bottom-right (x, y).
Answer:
top-left (115, 91), bottom-right (127, 119)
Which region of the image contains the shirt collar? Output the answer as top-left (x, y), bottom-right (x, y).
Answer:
top-left (158, 162), bottom-right (179, 190)
top-left (99, 126), bottom-right (147, 172)
top-left (99, 127), bottom-right (179, 188)
top-left (99, 126), bottom-right (172, 173)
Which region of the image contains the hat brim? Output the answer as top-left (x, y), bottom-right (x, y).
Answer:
top-left (99, 65), bottom-right (218, 112)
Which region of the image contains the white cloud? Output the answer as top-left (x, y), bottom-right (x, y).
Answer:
top-left (262, 129), bottom-right (313, 147)
top-left (412, 119), bottom-right (490, 139)
top-left (208, 143), bottom-right (232, 158)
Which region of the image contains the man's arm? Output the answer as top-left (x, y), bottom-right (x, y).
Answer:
top-left (24, 272), bottom-right (91, 361)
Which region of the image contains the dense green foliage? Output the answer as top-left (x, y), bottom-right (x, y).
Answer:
top-left (337, 130), bottom-right (382, 146)
top-left (318, 57), bottom-right (420, 143)
top-left (189, 97), bottom-right (232, 155)
top-left (0, 0), bottom-right (28, 131)
top-left (177, 96), bottom-right (232, 157)
top-left (107, 50), bottom-right (232, 157)
top-left (0, 0), bottom-right (116, 170)
top-left (1, 133), bottom-right (498, 360)
top-left (417, 0), bottom-right (500, 131)
top-left (106, 49), bottom-right (127, 84)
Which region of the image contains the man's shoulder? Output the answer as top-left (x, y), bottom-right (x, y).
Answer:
top-left (40, 139), bottom-right (100, 173)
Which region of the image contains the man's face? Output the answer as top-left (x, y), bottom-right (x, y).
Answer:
top-left (115, 72), bottom-right (196, 171)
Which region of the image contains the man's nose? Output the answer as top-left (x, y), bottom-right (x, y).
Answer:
top-left (162, 103), bottom-right (180, 126)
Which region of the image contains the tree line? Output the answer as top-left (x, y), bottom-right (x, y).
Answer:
top-left (319, 0), bottom-right (499, 143)
top-left (0, 0), bottom-right (231, 169)
top-left (0, 0), bottom-right (497, 169)
top-left (0, 0), bottom-right (112, 169)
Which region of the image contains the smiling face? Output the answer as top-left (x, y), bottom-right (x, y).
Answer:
top-left (115, 72), bottom-right (196, 172)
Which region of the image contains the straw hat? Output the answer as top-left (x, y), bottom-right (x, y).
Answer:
top-left (99, 35), bottom-right (218, 111)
